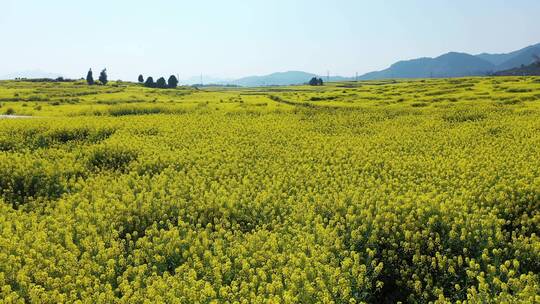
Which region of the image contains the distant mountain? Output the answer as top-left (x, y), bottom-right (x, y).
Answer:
top-left (360, 42), bottom-right (540, 80)
top-left (360, 52), bottom-right (495, 80)
top-left (181, 75), bottom-right (233, 85)
top-left (225, 71), bottom-right (317, 87)
top-left (327, 75), bottom-right (353, 82)
top-left (476, 52), bottom-right (517, 66)
top-left (477, 43), bottom-right (540, 68)
top-left (216, 71), bottom-right (352, 87)
top-left (493, 44), bottom-right (540, 71)
top-left (0, 70), bottom-right (63, 80)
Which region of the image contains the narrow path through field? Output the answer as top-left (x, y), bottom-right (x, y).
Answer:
top-left (266, 94), bottom-right (358, 111)
top-left (267, 94), bottom-right (316, 108)
top-left (0, 115), bottom-right (34, 119)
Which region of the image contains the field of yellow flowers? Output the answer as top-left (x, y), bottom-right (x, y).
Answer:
top-left (0, 78), bottom-right (539, 303)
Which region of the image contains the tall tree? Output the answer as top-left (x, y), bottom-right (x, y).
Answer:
top-left (167, 75), bottom-right (179, 88)
top-left (317, 78), bottom-right (324, 86)
top-left (86, 69), bottom-right (94, 85)
top-left (138, 74), bottom-right (144, 83)
top-left (99, 69), bottom-right (108, 85)
top-left (144, 77), bottom-right (155, 88)
top-left (308, 77), bottom-right (318, 86)
top-left (156, 77), bottom-right (167, 89)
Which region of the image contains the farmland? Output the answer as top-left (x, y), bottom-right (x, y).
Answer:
top-left (0, 77), bottom-right (539, 303)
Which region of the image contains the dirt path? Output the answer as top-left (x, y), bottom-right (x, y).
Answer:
top-left (0, 115), bottom-right (34, 119)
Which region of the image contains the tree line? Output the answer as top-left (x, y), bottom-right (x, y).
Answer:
top-left (85, 69), bottom-right (179, 89)
top-left (138, 74), bottom-right (178, 89)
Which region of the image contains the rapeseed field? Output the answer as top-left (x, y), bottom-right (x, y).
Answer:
top-left (0, 78), bottom-right (539, 303)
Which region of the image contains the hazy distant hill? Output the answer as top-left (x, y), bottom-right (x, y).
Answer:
top-left (218, 71), bottom-right (351, 87)
top-left (0, 70), bottom-right (63, 80)
top-left (494, 44), bottom-right (540, 71)
top-left (477, 43), bottom-right (540, 68)
top-left (476, 52), bottom-right (517, 66)
top-left (360, 43), bottom-right (540, 80)
top-left (181, 75), bottom-right (233, 85)
top-left (225, 71), bottom-right (318, 87)
top-left (360, 52), bottom-right (495, 80)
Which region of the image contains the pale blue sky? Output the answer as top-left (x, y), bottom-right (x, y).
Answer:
top-left (1, 0), bottom-right (539, 80)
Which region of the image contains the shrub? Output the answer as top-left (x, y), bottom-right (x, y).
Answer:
top-left (0, 154), bottom-right (83, 208)
top-left (106, 105), bottom-right (179, 116)
top-left (87, 144), bottom-right (138, 171)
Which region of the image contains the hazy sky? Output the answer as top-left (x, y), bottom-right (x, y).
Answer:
top-left (1, 0), bottom-right (539, 80)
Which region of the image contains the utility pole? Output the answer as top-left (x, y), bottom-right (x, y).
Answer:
top-left (327, 70), bottom-right (330, 82)
top-left (200, 73), bottom-right (203, 86)
top-left (355, 72), bottom-right (358, 82)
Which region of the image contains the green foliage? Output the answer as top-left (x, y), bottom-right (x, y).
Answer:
top-left (156, 77), bottom-right (167, 89)
top-left (309, 77), bottom-right (324, 86)
top-left (99, 69), bottom-right (108, 85)
top-left (86, 68), bottom-right (94, 85)
top-left (144, 76), bottom-right (155, 88)
top-left (167, 75), bottom-right (178, 88)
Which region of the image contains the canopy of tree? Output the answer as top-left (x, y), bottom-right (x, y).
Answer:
top-left (156, 77), bottom-right (167, 89)
top-left (86, 69), bottom-right (94, 85)
top-left (144, 77), bottom-right (155, 88)
top-left (309, 77), bottom-right (324, 86)
top-left (99, 69), bottom-right (108, 85)
top-left (167, 75), bottom-right (179, 88)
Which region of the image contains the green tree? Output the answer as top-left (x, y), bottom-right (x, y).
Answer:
top-left (144, 77), bottom-right (155, 88)
top-left (138, 75), bottom-right (144, 83)
top-left (167, 75), bottom-right (179, 88)
top-left (86, 69), bottom-right (94, 85)
top-left (156, 77), bottom-right (167, 89)
top-left (99, 69), bottom-right (108, 85)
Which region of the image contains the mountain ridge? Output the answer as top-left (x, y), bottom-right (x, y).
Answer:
top-left (359, 43), bottom-right (540, 80)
